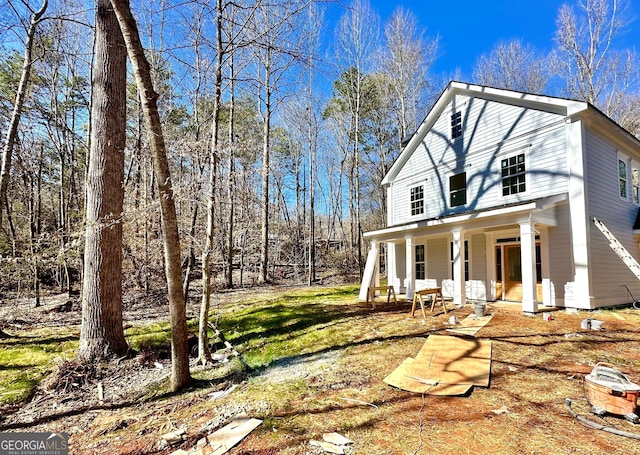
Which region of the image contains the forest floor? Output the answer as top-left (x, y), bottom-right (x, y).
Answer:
top-left (1, 284), bottom-right (640, 454)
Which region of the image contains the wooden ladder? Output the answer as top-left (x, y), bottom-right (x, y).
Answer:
top-left (592, 217), bottom-right (640, 281)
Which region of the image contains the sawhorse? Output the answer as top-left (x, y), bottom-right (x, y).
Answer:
top-left (367, 286), bottom-right (397, 309)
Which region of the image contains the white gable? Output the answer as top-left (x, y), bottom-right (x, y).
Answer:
top-left (383, 81), bottom-right (588, 187)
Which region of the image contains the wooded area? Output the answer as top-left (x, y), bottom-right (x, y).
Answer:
top-left (1, 0), bottom-right (639, 386)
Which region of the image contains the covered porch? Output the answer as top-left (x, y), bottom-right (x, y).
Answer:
top-left (360, 196), bottom-right (571, 314)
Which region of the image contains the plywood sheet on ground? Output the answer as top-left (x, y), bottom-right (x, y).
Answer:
top-left (383, 358), bottom-right (472, 395)
top-left (406, 334), bottom-right (491, 387)
top-left (446, 314), bottom-right (494, 336)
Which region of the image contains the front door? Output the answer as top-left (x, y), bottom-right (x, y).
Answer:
top-left (497, 243), bottom-right (542, 302)
top-left (504, 245), bottom-right (522, 301)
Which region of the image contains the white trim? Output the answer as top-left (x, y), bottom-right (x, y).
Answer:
top-left (617, 152), bottom-right (630, 201)
top-left (363, 194), bottom-right (567, 241)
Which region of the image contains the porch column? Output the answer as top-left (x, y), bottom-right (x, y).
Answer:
top-left (371, 239), bottom-right (380, 288)
top-left (452, 229), bottom-right (466, 307)
top-left (519, 221), bottom-right (538, 314)
top-left (405, 236), bottom-right (414, 300)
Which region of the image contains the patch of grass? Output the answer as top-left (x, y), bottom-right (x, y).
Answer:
top-left (125, 322), bottom-right (172, 352)
top-left (217, 285), bottom-right (364, 369)
top-left (0, 328), bottom-right (78, 406)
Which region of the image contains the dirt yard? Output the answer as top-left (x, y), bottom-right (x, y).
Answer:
top-left (1, 287), bottom-right (640, 454)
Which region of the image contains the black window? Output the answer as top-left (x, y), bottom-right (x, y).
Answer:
top-left (451, 111), bottom-right (462, 139)
top-left (415, 245), bottom-right (425, 280)
top-left (410, 185), bottom-right (424, 216)
top-left (501, 153), bottom-right (526, 196)
top-left (450, 172), bottom-right (467, 207)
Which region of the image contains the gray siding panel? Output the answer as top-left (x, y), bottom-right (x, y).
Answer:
top-left (584, 129), bottom-right (640, 305)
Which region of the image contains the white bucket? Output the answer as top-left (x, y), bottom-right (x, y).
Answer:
top-left (474, 303), bottom-right (486, 318)
top-left (449, 315), bottom-right (458, 325)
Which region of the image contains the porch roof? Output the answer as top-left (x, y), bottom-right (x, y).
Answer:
top-left (364, 193), bottom-right (567, 243)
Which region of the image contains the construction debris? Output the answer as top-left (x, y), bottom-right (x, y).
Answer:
top-left (162, 428), bottom-right (186, 446)
top-left (162, 415), bottom-right (262, 455)
top-left (491, 406), bottom-right (510, 415)
top-left (207, 414), bottom-right (262, 454)
top-left (323, 432), bottom-right (353, 446)
top-left (384, 335), bottom-right (492, 395)
top-left (207, 384), bottom-right (237, 400)
top-left (310, 440), bottom-right (344, 454)
top-left (308, 432), bottom-right (354, 454)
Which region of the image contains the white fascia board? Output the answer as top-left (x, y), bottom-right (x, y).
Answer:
top-left (364, 194), bottom-right (567, 242)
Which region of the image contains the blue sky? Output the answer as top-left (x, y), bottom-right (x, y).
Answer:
top-left (366, 0), bottom-right (640, 80)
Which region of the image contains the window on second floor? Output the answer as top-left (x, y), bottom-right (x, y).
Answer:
top-left (415, 245), bottom-right (425, 280)
top-left (619, 158), bottom-right (628, 198)
top-left (450, 172), bottom-right (467, 207)
top-left (451, 111), bottom-right (462, 139)
top-left (501, 153), bottom-right (526, 196)
top-left (633, 167), bottom-right (639, 204)
top-left (410, 185), bottom-right (424, 216)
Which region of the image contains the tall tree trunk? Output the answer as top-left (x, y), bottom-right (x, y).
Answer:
top-left (198, 0), bottom-right (224, 366)
top-left (78, 0), bottom-right (128, 361)
top-left (307, 81), bottom-right (316, 285)
top-left (110, 0), bottom-right (191, 391)
top-left (258, 57), bottom-right (272, 284)
top-left (225, 55), bottom-right (236, 289)
top-left (0, 0), bottom-right (48, 231)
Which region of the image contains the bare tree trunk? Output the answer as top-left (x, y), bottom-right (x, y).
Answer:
top-left (225, 55), bottom-right (236, 289)
top-left (258, 58), bottom-right (272, 284)
top-left (198, 0), bottom-right (225, 366)
top-left (110, 0), bottom-right (191, 391)
top-left (79, 0), bottom-right (128, 362)
top-left (182, 203), bottom-right (198, 302)
top-left (0, 0), bottom-right (48, 230)
top-left (307, 82), bottom-right (316, 285)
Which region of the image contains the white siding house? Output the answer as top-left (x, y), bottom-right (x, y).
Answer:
top-left (360, 81), bottom-right (640, 312)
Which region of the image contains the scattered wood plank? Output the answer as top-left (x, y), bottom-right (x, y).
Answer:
top-left (446, 314), bottom-right (494, 336)
top-left (208, 414), bottom-right (262, 455)
top-left (310, 439), bottom-right (344, 454)
top-left (322, 432), bottom-right (353, 446)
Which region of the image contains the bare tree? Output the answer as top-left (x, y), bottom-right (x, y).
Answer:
top-left (197, 0), bottom-right (225, 366)
top-left (249, 0), bottom-right (309, 284)
top-left (78, 0), bottom-right (128, 362)
top-left (110, 0), bottom-right (191, 391)
top-left (553, 0), bottom-right (640, 123)
top-left (0, 0), bottom-right (47, 231)
top-left (473, 39), bottom-right (551, 94)
top-left (379, 7), bottom-right (438, 141)
top-left (334, 0), bottom-right (379, 277)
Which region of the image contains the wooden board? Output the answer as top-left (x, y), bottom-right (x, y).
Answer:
top-left (383, 335), bottom-right (491, 394)
top-left (384, 358), bottom-right (473, 395)
top-left (446, 314), bottom-right (494, 336)
top-left (209, 415), bottom-right (262, 455)
top-left (406, 335), bottom-right (491, 387)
